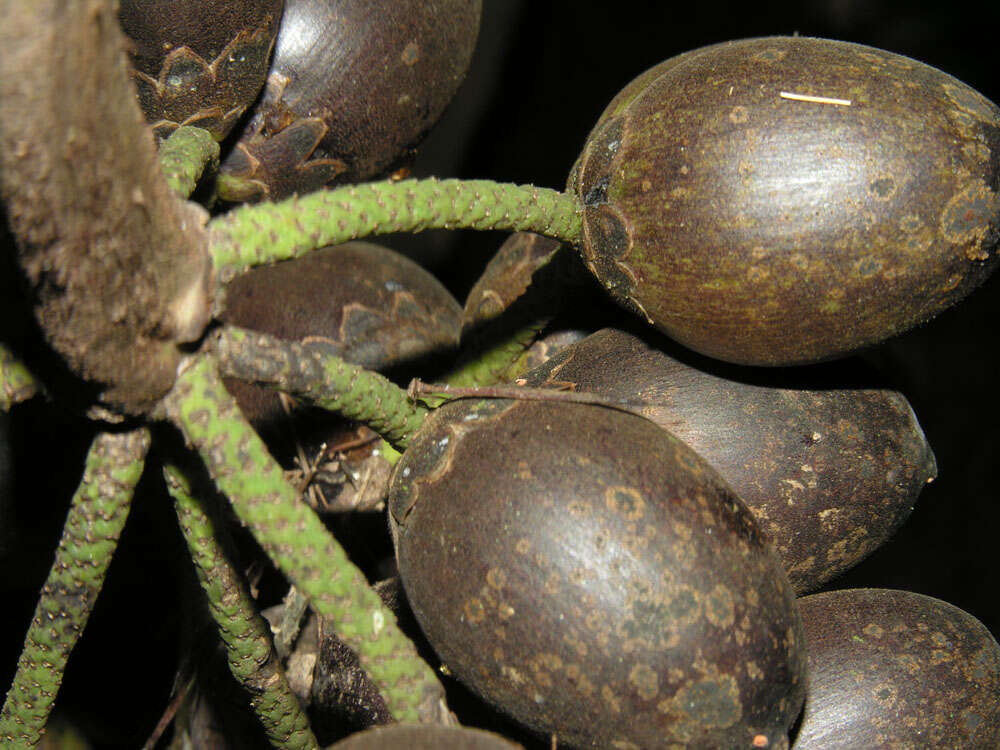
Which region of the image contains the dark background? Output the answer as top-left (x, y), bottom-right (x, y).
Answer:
top-left (2, 0), bottom-right (999, 745)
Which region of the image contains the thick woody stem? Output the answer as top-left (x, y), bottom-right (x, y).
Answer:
top-left (158, 126), bottom-right (220, 199)
top-left (215, 326), bottom-right (427, 451)
top-left (162, 463), bottom-right (319, 750)
top-left (0, 344), bottom-right (39, 411)
top-left (0, 1), bottom-right (212, 414)
top-left (0, 428), bottom-right (150, 747)
top-left (162, 354), bottom-right (446, 724)
top-left (208, 178), bottom-right (583, 281)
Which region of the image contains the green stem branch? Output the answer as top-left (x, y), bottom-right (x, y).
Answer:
top-left (214, 326), bottom-right (427, 451)
top-left (158, 126), bottom-right (220, 199)
top-left (208, 178), bottom-right (583, 280)
top-left (163, 463), bottom-right (318, 750)
top-left (0, 428), bottom-right (150, 747)
top-left (162, 354), bottom-right (446, 724)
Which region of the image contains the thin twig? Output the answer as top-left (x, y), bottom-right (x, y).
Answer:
top-left (407, 378), bottom-right (659, 419)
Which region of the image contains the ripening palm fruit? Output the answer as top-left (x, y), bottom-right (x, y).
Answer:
top-left (569, 36), bottom-right (1000, 365)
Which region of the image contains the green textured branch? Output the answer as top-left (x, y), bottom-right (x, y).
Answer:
top-left (162, 353), bottom-right (446, 724)
top-left (163, 463), bottom-right (318, 750)
top-left (208, 178), bottom-right (583, 281)
top-left (0, 427), bottom-right (150, 747)
top-left (444, 318), bottom-right (551, 391)
top-left (158, 126), bottom-right (220, 199)
top-left (0, 344), bottom-right (39, 412)
top-left (214, 326), bottom-right (427, 451)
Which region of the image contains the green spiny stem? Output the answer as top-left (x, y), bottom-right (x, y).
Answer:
top-left (0, 344), bottom-right (38, 411)
top-left (214, 326), bottom-right (427, 451)
top-left (162, 354), bottom-right (446, 724)
top-left (0, 428), bottom-right (149, 747)
top-left (158, 126), bottom-right (220, 199)
top-left (163, 463), bottom-right (319, 750)
top-left (444, 317), bottom-right (551, 391)
top-left (208, 178), bottom-right (583, 281)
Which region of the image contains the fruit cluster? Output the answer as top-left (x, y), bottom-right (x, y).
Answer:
top-left (2, 2), bottom-right (999, 749)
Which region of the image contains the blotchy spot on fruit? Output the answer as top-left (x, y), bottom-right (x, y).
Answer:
top-left (943, 82), bottom-right (998, 121)
top-left (486, 568), bottom-right (506, 589)
top-left (401, 41), bottom-right (420, 65)
top-left (672, 676), bottom-right (742, 729)
top-left (754, 48), bottom-right (787, 63)
top-left (869, 176), bottom-right (896, 200)
top-left (606, 485), bottom-right (645, 521)
top-left (940, 182), bottom-right (999, 253)
top-left (730, 106), bottom-right (749, 124)
top-left (629, 663), bottom-right (660, 700)
top-left (899, 213), bottom-right (924, 233)
top-left (705, 584), bottom-right (736, 629)
top-left (464, 597), bottom-right (485, 624)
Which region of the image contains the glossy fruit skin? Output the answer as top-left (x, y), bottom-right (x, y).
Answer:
top-left (329, 724), bottom-right (523, 749)
top-left (518, 328), bottom-right (937, 594)
top-left (794, 589), bottom-right (1000, 748)
top-left (220, 241), bottom-right (462, 430)
top-left (389, 399), bottom-right (806, 749)
top-left (118, 0), bottom-right (283, 140)
top-left (570, 36), bottom-right (1000, 365)
top-left (218, 0), bottom-right (482, 202)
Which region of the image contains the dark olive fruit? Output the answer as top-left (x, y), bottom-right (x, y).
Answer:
top-left (389, 399), bottom-right (806, 749)
top-left (220, 240), bottom-right (462, 431)
top-left (570, 36), bottom-right (1000, 365)
top-left (218, 0), bottom-right (482, 202)
top-left (518, 328), bottom-right (937, 594)
top-left (118, 0), bottom-right (283, 140)
top-left (794, 589), bottom-right (1000, 748)
top-left (328, 724), bottom-right (523, 749)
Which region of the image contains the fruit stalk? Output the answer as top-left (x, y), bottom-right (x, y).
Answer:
top-left (0, 428), bottom-right (150, 747)
top-left (443, 316), bottom-right (550, 389)
top-left (162, 354), bottom-right (446, 723)
top-left (214, 326), bottom-right (428, 450)
top-left (158, 126), bottom-right (220, 199)
top-left (208, 178), bottom-right (582, 280)
top-left (163, 462), bottom-right (319, 750)
top-left (0, 345), bottom-right (38, 412)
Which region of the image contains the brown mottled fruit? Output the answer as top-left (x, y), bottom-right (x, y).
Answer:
top-left (118, 0), bottom-right (283, 140)
top-left (328, 724), bottom-right (523, 749)
top-left (570, 36), bottom-right (1000, 365)
top-left (218, 0), bottom-right (482, 202)
top-left (220, 241), bottom-right (461, 431)
top-left (518, 328), bottom-right (937, 593)
top-left (794, 589), bottom-right (1000, 748)
top-left (389, 399), bottom-right (806, 749)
